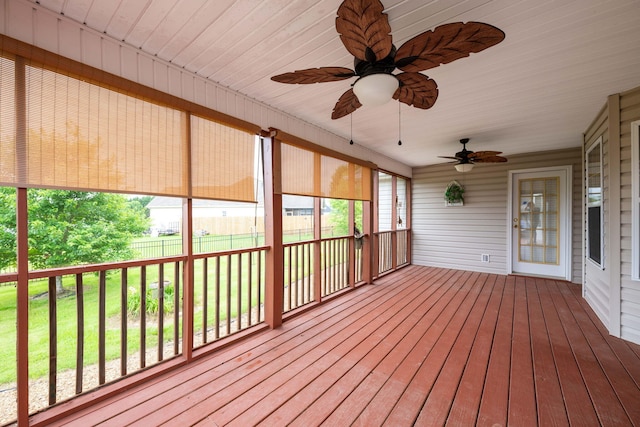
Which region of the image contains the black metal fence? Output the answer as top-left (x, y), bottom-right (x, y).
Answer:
top-left (129, 227), bottom-right (336, 259)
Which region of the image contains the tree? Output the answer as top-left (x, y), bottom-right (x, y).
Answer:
top-left (328, 199), bottom-right (363, 236)
top-left (127, 195), bottom-right (154, 218)
top-left (0, 188), bottom-right (150, 293)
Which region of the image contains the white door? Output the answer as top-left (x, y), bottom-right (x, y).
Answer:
top-left (510, 167), bottom-right (571, 279)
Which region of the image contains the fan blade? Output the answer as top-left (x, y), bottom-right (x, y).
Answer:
top-left (271, 67), bottom-right (356, 84)
top-left (332, 89), bottom-right (362, 119)
top-left (393, 72), bottom-right (438, 109)
top-left (468, 150), bottom-right (502, 159)
top-left (473, 155), bottom-right (508, 163)
top-left (438, 156), bottom-right (462, 161)
top-left (336, 0), bottom-right (392, 62)
top-left (395, 22), bottom-right (505, 72)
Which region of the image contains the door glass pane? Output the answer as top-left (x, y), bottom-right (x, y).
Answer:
top-left (518, 177), bottom-right (560, 265)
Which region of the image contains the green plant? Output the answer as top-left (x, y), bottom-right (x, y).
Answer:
top-left (127, 284), bottom-right (174, 316)
top-left (444, 181), bottom-right (465, 204)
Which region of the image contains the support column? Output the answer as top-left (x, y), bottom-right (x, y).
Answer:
top-left (263, 136), bottom-right (284, 328)
top-left (314, 197), bottom-right (323, 301)
top-left (181, 198), bottom-right (194, 358)
top-left (372, 171), bottom-right (380, 279)
top-left (348, 200), bottom-right (356, 287)
top-left (391, 176), bottom-right (398, 270)
top-left (16, 56), bottom-right (29, 426)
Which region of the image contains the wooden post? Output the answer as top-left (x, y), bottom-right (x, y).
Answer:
top-left (182, 198), bottom-right (194, 358)
top-left (372, 171), bottom-right (380, 279)
top-left (263, 136), bottom-right (284, 328)
top-left (16, 56), bottom-right (29, 426)
top-left (314, 197), bottom-right (323, 300)
top-left (405, 177), bottom-right (412, 265)
top-left (362, 199), bottom-right (373, 284)
top-left (348, 200), bottom-right (356, 287)
top-left (391, 176), bottom-right (398, 270)
top-left (16, 187), bottom-right (29, 426)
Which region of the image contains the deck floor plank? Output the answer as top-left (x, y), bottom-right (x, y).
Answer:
top-left (508, 276), bottom-right (538, 426)
top-left (160, 267), bottom-right (444, 426)
top-left (351, 270), bottom-right (478, 426)
top-left (31, 266), bottom-right (640, 427)
top-left (475, 274), bottom-right (514, 427)
top-left (549, 278), bottom-right (640, 424)
top-left (535, 278), bottom-right (601, 426)
top-left (286, 269), bottom-right (471, 427)
top-left (413, 273), bottom-right (498, 425)
top-left (212, 267), bottom-right (452, 426)
top-left (299, 269), bottom-right (465, 427)
top-left (526, 276), bottom-right (570, 426)
top-left (247, 268), bottom-right (455, 427)
top-left (445, 275), bottom-right (506, 426)
top-left (382, 272), bottom-right (490, 425)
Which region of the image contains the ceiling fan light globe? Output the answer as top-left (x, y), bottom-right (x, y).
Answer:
top-left (353, 74), bottom-right (399, 106)
top-left (455, 163), bottom-right (474, 173)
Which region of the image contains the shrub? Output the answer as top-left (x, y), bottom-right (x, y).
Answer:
top-left (127, 283), bottom-right (174, 316)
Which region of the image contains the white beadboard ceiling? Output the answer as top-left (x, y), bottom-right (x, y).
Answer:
top-left (27, 0), bottom-right (640, 168)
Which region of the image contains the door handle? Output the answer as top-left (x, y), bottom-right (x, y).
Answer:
top-left (513, 218), bottom-right (518, 228)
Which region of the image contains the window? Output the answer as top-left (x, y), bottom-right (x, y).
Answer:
top-left (586, 137), bottom-right (603, 266)
top-left (632, 121), bottom-right (640, 279)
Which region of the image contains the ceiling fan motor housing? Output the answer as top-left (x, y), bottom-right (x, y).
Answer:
top-left (353, 45), bottom-right (397, 78)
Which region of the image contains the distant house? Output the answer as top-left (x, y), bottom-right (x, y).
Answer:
top-left (146, 193), bottom-right (325, 235)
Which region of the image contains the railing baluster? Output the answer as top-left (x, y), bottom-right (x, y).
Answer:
top-left (226, 255), bottom-right (231, 335)
top-left (202, 258), bottom-right (208, 344)
top-left (173, 262), bottom-right (180, 355)
top-left (324, 240), bottom-right (328, 296)
top-left (332, 240), bottom-right (336, 293)
top-left (301, 244), bottom-right (306, 304)
top-left (48, 276), bottom-right (57, 405)
top-left (287, 246), bottom-right (292, 310)
top-left (307, 244), bottom-right (312, 301)
top-left (257, 251), bottom-right (262, 322)
top-left (158, 264), bottom-right (164, 362)
top-left (75, 273), bottom-right (84, 395)
top-left (292, 245), bottom-right (304, 307)
top-left (121, 268), bottom-right (127, 376)
top-left (98, 271), bottom-right (106, 385)
top-left (247, 252), bottom-right (252, 326)
top-left (237, 253), bottom-right (242, 329)
top-left (215, 256), bottom-right (220, 339)
top-left (140, 266), bottom-right (146, 369)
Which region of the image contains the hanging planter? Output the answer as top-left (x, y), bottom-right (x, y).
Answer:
top-left (444, 180), bottom-right (464, 206)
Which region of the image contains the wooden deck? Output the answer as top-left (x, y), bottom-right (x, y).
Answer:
top-left (35, 266), bottom-right (640, 426)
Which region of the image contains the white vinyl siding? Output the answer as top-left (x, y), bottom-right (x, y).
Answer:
top-left (619, 87), bottom-right (640, 343)
top-left (583, 105), bottom-right (611, 330)
top-left (412, 148), bottom-right (582, 280)
top-left (583, 85), bottom-right (640, 345)
top-left (378, 172), bottom-right (393, 231)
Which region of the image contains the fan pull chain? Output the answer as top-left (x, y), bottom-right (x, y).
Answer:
top-left (349, 113), bottom-right (354, 145)
top-left (398, 103), bottom-right (402, 146)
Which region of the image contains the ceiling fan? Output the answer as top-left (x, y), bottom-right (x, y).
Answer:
top-left (439, 138), bottom-right (507, 172)
top-left (270, 0), bottom-right (505, 119)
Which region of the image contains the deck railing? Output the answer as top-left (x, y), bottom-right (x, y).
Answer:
top-left (378, 231), bottom-right (394, 274)
top-left (282, 235), bottom-right (367, 314)
top-left (376, 229), bottom-right (410, 276)
top-left (194, 247), bottom-right (267, 347)
top-left (0, 246), bottom-right (269, 419)
top-left (283, 241), bottom-right (315, 312)
top-left (321, 236), bottom-right (350, 297)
